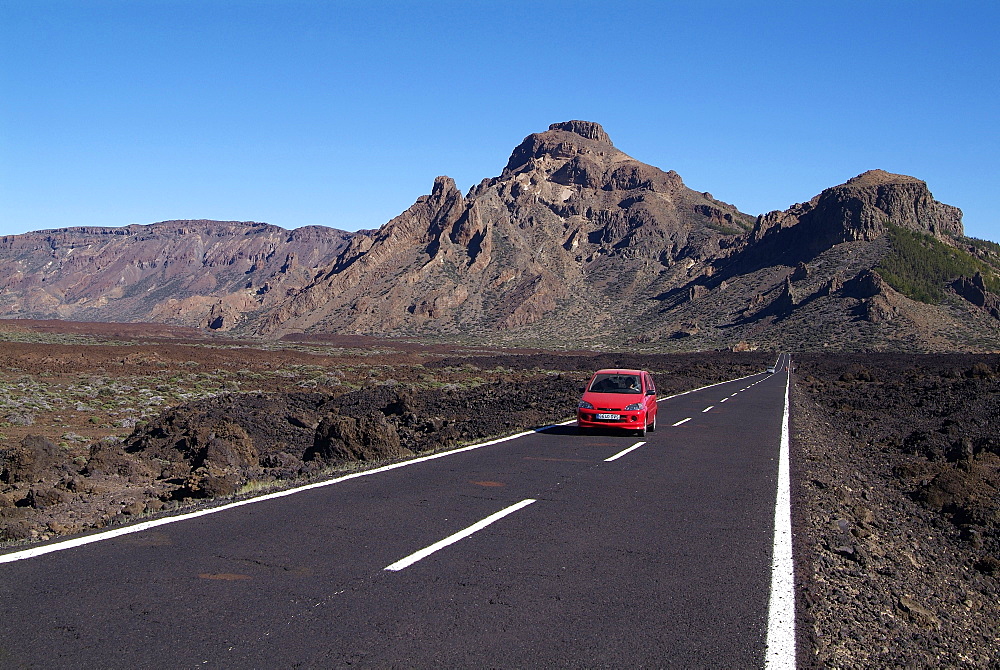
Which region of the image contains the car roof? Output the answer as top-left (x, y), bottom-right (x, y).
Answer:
top-left (592, 368), bottom-right (645, 376)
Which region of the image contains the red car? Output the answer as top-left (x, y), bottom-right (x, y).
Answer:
top-left (577, 368), bottom-right (658, 436)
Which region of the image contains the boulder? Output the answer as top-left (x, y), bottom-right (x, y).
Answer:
top-left (178, 465), bottom-right (242, 499)
top-left (306, 413), bottom-right (411, 464)
top-left (0, 435), bottom-right (65, 485)
top-left (84, 440), bottom-right (156, 480)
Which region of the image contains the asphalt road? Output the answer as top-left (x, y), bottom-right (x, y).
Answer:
top-left (0, 357), bottom-right (792, 668)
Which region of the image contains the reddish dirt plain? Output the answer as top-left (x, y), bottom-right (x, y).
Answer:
top-left (1, 320), bottom-right (998, 666)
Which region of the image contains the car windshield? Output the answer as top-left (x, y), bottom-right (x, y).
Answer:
top-left (588, 374), bottom-right (641, 394)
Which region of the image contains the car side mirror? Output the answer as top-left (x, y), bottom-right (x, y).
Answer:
top-left (646, 389), bottom-right (655, 395)
top-left (580, 386), bottom-right (587, 393)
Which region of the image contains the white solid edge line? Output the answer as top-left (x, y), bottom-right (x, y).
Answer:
top-left (765, 364), bottom-right (797, 668)
top-left (604, 441), bottom-right (646, 462)
top-left (671, 417), bottom-right (691, 427)
top-left (384, 499), bottom-right (537, 571)
top-left (0, 370), bottom-right (766, 565)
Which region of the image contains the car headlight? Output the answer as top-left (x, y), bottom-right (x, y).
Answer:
top-left (578, 400), bottom-right (594, 409)
top-left (624, 403), bottom-right (644, 411)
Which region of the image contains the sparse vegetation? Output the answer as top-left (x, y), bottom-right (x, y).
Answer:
top-left (966, 236), bottom-right (1000, 257)
top-left (3, 319), bottom-right (999, 665)
top-left (876, 225), bottom-right (1000, 303)
top-left (705, 221), bottom-right (745, 236)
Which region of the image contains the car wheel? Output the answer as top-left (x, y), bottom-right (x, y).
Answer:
top-left (648, 414), bottom-right (656, 433)
top-left (638, 423), bottom-right (647, 437)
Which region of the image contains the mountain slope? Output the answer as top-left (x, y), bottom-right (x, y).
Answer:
top-left (655, 170), bottom-right (1000, 351)
top-left (0, 221), bottom-right (353, 329)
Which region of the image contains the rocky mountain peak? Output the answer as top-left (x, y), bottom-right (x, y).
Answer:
top-left (2, 119), bottom-right (994, 352)
top-left (843, 169), bottom-right (923, 189)
top-left (814, 170), bottom-right (964, 240)
top-left (547, 120), bottom-right (612, 145)
top-left (752, 169), bottom-right (965, 251)
top-left (430, 175), bottom-right (459, 197)
top-left (502, 120), bottom-right (621, 176)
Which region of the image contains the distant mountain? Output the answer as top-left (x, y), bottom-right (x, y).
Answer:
top-left (251, 120), bottom-right (756, 341)
top-left (2, 121), bottom-right (999, 351)
top-left (0, 221), bottom-right (352, 329)
top-left (666, 168), bottom-right (1000, 352)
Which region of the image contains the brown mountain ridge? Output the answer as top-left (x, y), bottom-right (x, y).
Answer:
top-left (0, 221), bottom-right (353, 330)
top-left (2, 121), bottom-right (999, 351)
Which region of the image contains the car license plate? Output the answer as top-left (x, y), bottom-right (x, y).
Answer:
top-left (596, 413), bottom-right (620, 420)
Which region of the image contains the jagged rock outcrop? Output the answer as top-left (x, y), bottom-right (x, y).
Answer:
top-left (811, 171), bottom-right (962, 240)
top-left (820, 275), bottom-right (844, 297)
top-left (750, 170), bottom-right (963, 253)
top-left (791, 262), bottom-right (810, 281)
top-left (773, 275), bottom-right (798, 316)
top-left (862, 294), bottom-right (900, 323)
top-left (838, 270), bottom-right (906, 323)
top-left (844, 269), bottom-right (894, 300)
top-left (953, 273), bottom-right (1000, 321)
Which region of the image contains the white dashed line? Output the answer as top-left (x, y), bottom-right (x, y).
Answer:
top-left (702, 406), bottom-right (714, 413)
top-left (384, 499), bottom-right (537, 571)
top-left (672, 418), bottom-right (692, 427)
top-left (0, 427), bottom-right (548, 565)
top-left (0, 370), bottom-right (768, 566)
top-left (605, 441), bottom-right (647, 462)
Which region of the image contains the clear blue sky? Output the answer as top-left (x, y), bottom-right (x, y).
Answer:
top-left (3, 1), bottom-right (998, 240)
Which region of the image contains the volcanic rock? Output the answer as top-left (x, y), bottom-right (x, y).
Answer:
top-left (306, 413), bottom-right (410, 464)
top-left (253, 121), bottom-right (755, 338)
top-left (0, 435), bottom-right (65, 485)
top-left (751, 170), bottom-right (963, 251)
top-left (84, 439), bottom-right (156, 480)
top-left (811, 170), bottom-right (962, 242)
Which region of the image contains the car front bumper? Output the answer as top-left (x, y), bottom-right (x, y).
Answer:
top-left (577, 409), bottom-right (646, 429)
